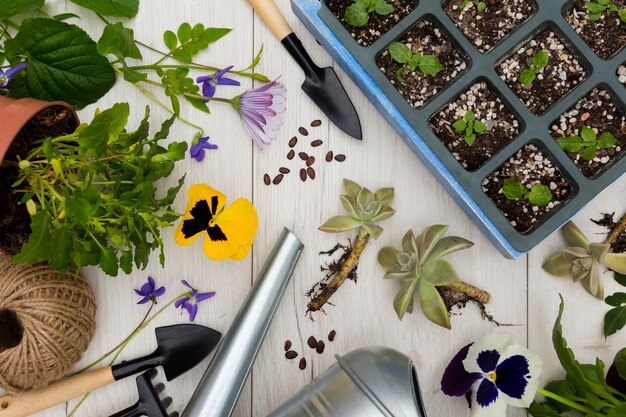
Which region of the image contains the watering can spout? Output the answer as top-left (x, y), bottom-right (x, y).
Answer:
top-left (182, 228), bottom-right (304, 417)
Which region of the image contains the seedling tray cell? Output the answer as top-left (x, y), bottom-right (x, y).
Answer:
top-left (291, 0), bottom-right (626, 258)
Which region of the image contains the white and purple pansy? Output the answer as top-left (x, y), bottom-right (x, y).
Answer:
top-left (441, 333), bottom-right (542, 417)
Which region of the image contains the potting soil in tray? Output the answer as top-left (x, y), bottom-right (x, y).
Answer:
top-left (292, 0), bottom-right (626, 257)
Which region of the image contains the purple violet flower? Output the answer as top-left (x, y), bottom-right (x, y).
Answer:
top-left (134, 276), bottom-right (166, 305)
top-left (190, 136), bottom-right (218, 162)
top-left (231, 79), bottom-right (286, 149)
top-left (0, 62), bottom-right (27, 89)
top-left (175, 280), bottom-right (216, 322)
top-left (196, 66), bottom-right (240, 101)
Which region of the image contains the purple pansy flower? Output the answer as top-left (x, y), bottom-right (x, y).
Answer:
top-left (0, 62), bottom-right (27, 89)
top-left (231, 79), bottom-right (286, 149)
top-left (196, 66), bottom-right (240, 101)
top-left (441, 333), bottom-right (542, 417)
top-left (175, 280), bottom-right (216, 322)
top-left (190, 136), bottom-right (218, 162)
top-left (134, 276), bottom-right (166, 305)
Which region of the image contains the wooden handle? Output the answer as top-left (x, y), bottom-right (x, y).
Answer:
top-left (0, 367), bottom-right (115, 417)
top-left (247, 0), bottom-right (293, 40)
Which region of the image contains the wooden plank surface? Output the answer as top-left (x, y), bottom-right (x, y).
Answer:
top-left (6, 1), bottom-right (624, 417)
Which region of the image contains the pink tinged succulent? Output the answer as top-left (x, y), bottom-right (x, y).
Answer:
top-left (175, 279), bottom-right (216, 322)
top-left (231, 79), bottom-right (286, 148)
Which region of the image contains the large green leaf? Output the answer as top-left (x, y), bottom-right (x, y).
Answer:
top-left (422, 258), bottom-right (459, 286)
top-left (5, 18), bottom-right (116, 108)
top-left (0, 0), bottom-right (43, 19)
top-left (419, 280), bottom-right (450, 329)
top-left (48, 225), bottom-right (73, 272)
top-left (98, 22), bottom-right (142, 60)
top-left (70, 0), bottom-right (139, 18)
top-left (12, 210), bottom-right (52, 264)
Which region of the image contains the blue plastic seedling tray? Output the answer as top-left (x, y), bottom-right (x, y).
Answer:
top-left (290, 0), bottom-right (626, 258)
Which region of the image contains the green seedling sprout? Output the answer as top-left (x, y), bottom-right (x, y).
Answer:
top-left (460, 0), bottom-right (487, 11)
top-left (557, 126), bottom-right (617, 161)
top-left (344, 0), bottom-right (395, 27)
top-left (453, 109), bottom-right (487, 146)
top-left (585, 0), bottom-right (626, 23)
top-left (519, 50), bottom-right (550, 86)
top-left (502, 178), bottom-right (553, 206)
top-left (388, 41), bottom-right (444, 83)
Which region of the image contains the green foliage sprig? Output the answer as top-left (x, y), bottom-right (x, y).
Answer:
top-left (460, 0), bottom-right (487, 11)
top-left (519, 50), bottom-right (550, 86)
top-left (604, 273), bottom-right (626, 337)
top-left (387, 41), bottom-right (444, 82)
top-left (502, 178), bottom-right (553, 206)
top-left (557, 126), bottom-right (617, 161)
top-left (453, 109), bottom-right (487, 146)
top-left (586, 0), bottom-right (626, 23)
top-left (12, 103), bottom-right (187, 277)
top-left (344, 0), bottom-right (395, 27)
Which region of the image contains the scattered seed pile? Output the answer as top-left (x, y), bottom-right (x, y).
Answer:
top-left (430, 82), bottom-right (520, 170)
top-left (565, 0), bottom-right (626, 60)
top-left (377, 19), bottom-right (467, 108)
top-left (550, 88), bottom-right (626, 178)
top-left (283, 330), bottom-right (337, 371)
top-left (443, 0), bottom-right (534, 53)
top-left (482, 144), bottom-right (571, 232)
top-left (263, 120), bottom-right (346, 186)
top-left (497, 29), bottom-right (586, 115)
top-left (326, 0), bottom-right (415, 47)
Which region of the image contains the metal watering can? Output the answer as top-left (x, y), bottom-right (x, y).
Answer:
top-left (182, 228), bottom-right (428, 417)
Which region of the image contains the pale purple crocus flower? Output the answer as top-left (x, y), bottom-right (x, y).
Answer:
top-left (175, 280), bottom-right (216, 322)
top-left (196, 66), bottom-right (240, 101)
top-left (0, 62), bottom-right (27, 89)
top-left (190, 136), bottom-right (218, 162)
top-left (134, 276), bottom-right (166, 305)
top-left (231, 79), bottom-right (286, 149)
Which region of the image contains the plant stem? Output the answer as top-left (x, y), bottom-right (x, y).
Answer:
top-left (537, 389), bottom-right (600, 416)
top-left (307, 230), bottom-right (370, 313)
top-left (447, 281), bottom-right (491, 303)
top-left (605, 211), bottom-right (626, 247)
top-left (138, 77), bottom-right (233, 103)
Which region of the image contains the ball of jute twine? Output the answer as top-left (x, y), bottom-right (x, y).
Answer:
top-left (0, 252), bottom-right (97, 393)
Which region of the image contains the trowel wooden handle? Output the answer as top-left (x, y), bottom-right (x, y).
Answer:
top-left (247, 0), bottom-right (293, 40)
top-left (0, 367), bottom-right (115, 417)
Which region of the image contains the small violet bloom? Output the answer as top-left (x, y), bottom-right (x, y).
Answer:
top-left (441, 333), bottom-right (542, 417)
top-left (134, 276), bottom-right (166, 305)
top-left (190, 136), bottom-right (218, 162)
top-left (0, 62), bottom-right (27, 89)
top-left (196, 65), bottom-right (240, 101)
top-left (175, 280), bottom-right (216, 322)
top-left (231, 79), bottom-right (286, 149)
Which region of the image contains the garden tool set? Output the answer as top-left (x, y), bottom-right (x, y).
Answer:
top-left (109, 369), bottom-right (178, 417)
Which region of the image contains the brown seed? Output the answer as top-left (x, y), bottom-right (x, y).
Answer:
top-left (581, 112), bottom-right (590, 122)
top-left (300, 168), bottom-right (307, 182)
top-left (287, 149), bottom-right (295, 160)
top-left (325, 151), bottom-right (334, 162)
top-left (316, 340), bottom-right (325, 354)
top-left (285, 350), bottom-right (298, 360)
top-left (311, 120), bottom-right (322, 127)
top-left (328, 330), bottom-right (336, 342)
top-left (273, 174), bottom-right (284, 185)
top-left (289, 136), bottom-right (298, 148)
top-left (306, 156), bottom-right (315, 166)
top-left (279, 167), bottom-right (290, 174)
top-left (299, 127), bottom-right (309, 136)
top-left (284, 340), bottom-right (292, 351)
top-left (307, 167), bottom-right (316, 180)
top-left (263, 174), bottom-right (271, 185)
top-left (334, 154), bottom-right (346, 162)
top-left (298, 152), bottom-right (309, 160)
top-left (299, 357), bottom-right (307, 370)
top-left (307, 336), bottom-right (317, 349)
top-left (311, 139), bottom-right (323, 147)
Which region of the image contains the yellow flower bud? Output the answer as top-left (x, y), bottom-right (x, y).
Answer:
top-left (18, 160), bottom-right (30, 169)
top-left (58, 209), bottom-right (66, 220)
top-left (51, 159), bottom-right (63, 176)
top-left (26, 199), bottom-right (37, 216)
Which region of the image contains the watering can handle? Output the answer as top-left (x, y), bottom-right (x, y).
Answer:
top-left (0, 367), bottom-right (115, 417)
top-left (247, 0), bottom-right (293, 40)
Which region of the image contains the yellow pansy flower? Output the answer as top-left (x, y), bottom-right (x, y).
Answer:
top-left (175, 184), bottom-right (258, 261)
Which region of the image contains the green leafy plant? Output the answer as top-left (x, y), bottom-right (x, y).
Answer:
top-left (344, 0), bottom-right (395, 27)
top-left (460, 0), bottom-right (487, 11)
top-left (387, 41), bottom-right (444, 83)
top-left (529, 296), bottom-right (626, 417)
top-left (307, 179), bottom-right (396, 313)
top-left (502, 178), bottom-right (553, 206)
top-left (11, 103), bottom-right (187, 277)
top-left (557, 126), bottom-right (617, 161)
top-left (377, 225), bottom-right (490, 329)
top-left (519, 50), bottom-right (550, 86)
top-left (605, 273), bottom-right (626, 337)
top-left (453, 109), bottom-right (487, 146)
top-left (543, 222), bottom-right (626, 299)
top-left (585, 0), bottom-right (626, 23)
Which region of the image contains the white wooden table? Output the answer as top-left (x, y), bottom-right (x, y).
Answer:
top-left (30, 1), bottom-right (626, 416)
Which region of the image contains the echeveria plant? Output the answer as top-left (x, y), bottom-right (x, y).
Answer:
top-left (378, 225), bottom-right (491, 329)
top-left (543, 222), bottom-right (626, 299)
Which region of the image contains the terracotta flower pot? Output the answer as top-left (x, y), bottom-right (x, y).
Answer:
top-left (0, 96), bottom-right (78, 165)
